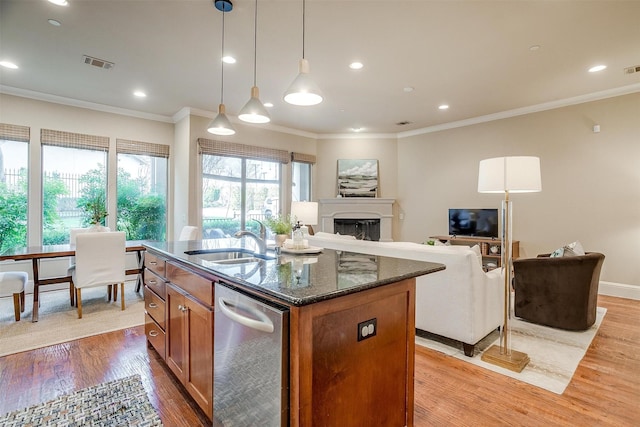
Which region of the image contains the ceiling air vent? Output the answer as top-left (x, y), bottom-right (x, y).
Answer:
top-left (396, 121), bottom-right (412, 126)
top-left (82, 55), bottom-right (114, 70)
top-left (624, 65), bottom-right (640, 74)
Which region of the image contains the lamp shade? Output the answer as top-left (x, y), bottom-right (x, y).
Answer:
top-left (291, 201), bottom-right (318, 225)
top-left (283, 59), bottom-right (323, 106)
top-left (478, 156), bottom-right (542, 193)
top-left (207, 104), bottom-right (236, 136)
top-left (238, 86), bottom-right (270, 123)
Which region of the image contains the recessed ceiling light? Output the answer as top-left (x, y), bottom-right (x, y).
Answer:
top-left (133, 91), bottom-right (147, 98)
top-left (403, 87), bottom-right (414, 93)
top-left (438, 104), bottom-right (449, 110)
top-left (588, 64), bottom-right (607, 73)
top-left (48, 19), bottom-right (61, 26)
top-left (222, 56), bottom-right (236, 64)
top-left (0, 61), bottom-right (18, 69)
top-left (263, 102), bottom-right (274, 108)
top-left (351, 127), bottom-right (363, 132)
top-left (349, 62), bottom-right (363, 70)
top-left (529, 45), bottom-right (541, 51)
top-left (47, 0), bottom-right (69, 6)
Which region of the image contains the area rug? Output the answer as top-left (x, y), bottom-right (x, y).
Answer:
top-left (0, 282), bottom-right (144, 357)
top-left (0, 374), bottom-right (163, 426)
top-left (415, 307), bottom-right (607, 394)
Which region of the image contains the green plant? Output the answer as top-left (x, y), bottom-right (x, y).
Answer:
top-left (83, 192), bottom-right (108, 225)
top-left (264, 214), bottom-right (293, 235)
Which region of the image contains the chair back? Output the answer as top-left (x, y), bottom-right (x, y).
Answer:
top-left (179, 225), bottom-right (198, 241)
top-left (69, 226), bottom-right (111, 266)
top-left (75, 232), bottom-right (126, 289)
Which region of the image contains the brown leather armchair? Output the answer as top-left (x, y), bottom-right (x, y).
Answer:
top-left (513, 252), bottom-right (605, 330)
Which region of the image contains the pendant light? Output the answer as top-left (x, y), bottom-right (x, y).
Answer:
top-left (238, 0), bottom-right (270, 124)
top-left (207, 0), bottom-right (236, 136)
top-left (283, 0), bottom-right (323, 106)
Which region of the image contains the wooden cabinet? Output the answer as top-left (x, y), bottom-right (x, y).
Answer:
top-left (144, 252), bottom-right (168, 359)
top-left (165, 263), bottom-right (214, 420)
top-left (430, 235), bottom-right (519, 270)
top-left (289, 278), bottom-right (416, 426)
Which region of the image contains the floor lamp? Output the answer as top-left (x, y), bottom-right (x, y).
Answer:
top-left (478, 156), bottom-right (541, 373)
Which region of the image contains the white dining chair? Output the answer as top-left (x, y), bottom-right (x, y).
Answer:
top-left (179, 225), bottom-right (198, 241)
top-left (0, 271), bottom-right (28, 321)
top-left (71, 231), bottom-right (126, 319)
top-left (68, 226), bottom-right (111, 305)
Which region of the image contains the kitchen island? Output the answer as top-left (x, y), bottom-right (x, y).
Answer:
top-left (142, 239), bottom-right (445, 426)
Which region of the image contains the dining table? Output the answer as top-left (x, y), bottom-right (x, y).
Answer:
top-left (0, 241), bottom-right (146, 322)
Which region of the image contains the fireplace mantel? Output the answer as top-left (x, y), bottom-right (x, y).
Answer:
top-left (318, 198), bottom-right (395, 242)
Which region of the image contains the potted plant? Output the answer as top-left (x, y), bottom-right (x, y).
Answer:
top-left (83, 193), bottom-right (108, 230)
top-left (264, 214), bottom-right (293, 247)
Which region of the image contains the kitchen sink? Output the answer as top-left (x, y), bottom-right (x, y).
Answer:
top-left (184, 248), bottom-right (274, 264)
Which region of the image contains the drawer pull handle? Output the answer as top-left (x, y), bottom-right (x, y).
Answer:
top-left (178, 304), bottom-right (188, 312)
top-left (148, 280), bottom-right (157, 284)
top-left (149, 303), bottom-right (158, 308)
top-left (149, 330), bottom-right (159, 337)
top-left (149, 261), bottom-right (157, 265)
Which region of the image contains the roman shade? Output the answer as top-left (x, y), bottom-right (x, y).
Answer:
top-left (116, 138), bottom-right (170, 158)
top-left (198, 138), bottom-right (289, 164)
top-left (291, 152), bottom-right (316, 164)
top-left (0, 123), bottom-right (30, 143)
top-left (41, 129), bottom-right (109, 151)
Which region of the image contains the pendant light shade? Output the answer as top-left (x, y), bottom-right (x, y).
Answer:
top-left (283, 0), bottom-right (323, 106)
top-left (238, 0), bottom-right (270, 124)
top-left (207, 104), bottom-right (236, 135)
top-left (239, 86), bottom-right (270, 123)
top-left (284, 58), bottom-right (323, 106)
top-left (208, 1), bottom-right (236, 136)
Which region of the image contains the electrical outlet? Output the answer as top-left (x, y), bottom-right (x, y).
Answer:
top-left (357, 318), bottom-right (377, 341)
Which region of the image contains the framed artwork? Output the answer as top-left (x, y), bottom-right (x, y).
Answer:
top-left (337, 159), bottom-right (378, 198)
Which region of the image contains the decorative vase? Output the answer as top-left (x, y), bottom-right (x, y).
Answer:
top-left (275, 234), bottom-right (288, 248)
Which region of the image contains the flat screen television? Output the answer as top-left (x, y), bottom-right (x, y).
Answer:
top-left (448, 208), bottom-right (499, 238)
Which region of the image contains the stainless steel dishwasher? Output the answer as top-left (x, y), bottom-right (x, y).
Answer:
top-left (214, 283), bottom-right (289, 427)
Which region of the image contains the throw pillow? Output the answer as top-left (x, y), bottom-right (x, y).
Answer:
top-left (470, 244), bottom-right (484, 268)
top-left (550, 240), bottom-right (586, 258)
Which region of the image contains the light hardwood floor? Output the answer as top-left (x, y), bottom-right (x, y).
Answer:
top-left (0, 295), bottom-right (638, 426)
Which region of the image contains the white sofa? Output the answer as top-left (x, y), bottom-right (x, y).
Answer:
top-left (307, 232), bottom-right (504, 356)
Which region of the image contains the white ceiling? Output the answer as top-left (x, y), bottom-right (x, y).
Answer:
top-left (1, 0), bottom-right (639, 136)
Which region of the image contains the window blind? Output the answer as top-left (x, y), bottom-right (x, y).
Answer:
top-left (41, 129), bottom-right (109, 151)
top-left (116, 138), bottom-right (170, 158)
top-left (198, 138), bottom-right (290, 164)
top-left (0, 123), bottom-right (30, 142)
top-left (291, 152), bottom-right (316, 164)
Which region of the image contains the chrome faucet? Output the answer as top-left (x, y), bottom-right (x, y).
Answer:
top-left (252, 219), bottom-right (267, 241)
top-left (234, 230), bottom-right (267, 255)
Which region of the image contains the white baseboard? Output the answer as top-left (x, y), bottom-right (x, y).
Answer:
top-left (599, 281), bottom-right (640, 301)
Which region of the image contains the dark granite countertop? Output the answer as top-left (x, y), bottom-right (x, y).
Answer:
top-left (143, 239), bottom-right (445, 306)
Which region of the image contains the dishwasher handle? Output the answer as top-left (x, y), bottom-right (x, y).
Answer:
top-left (218, 297), bottom-right (275, 333)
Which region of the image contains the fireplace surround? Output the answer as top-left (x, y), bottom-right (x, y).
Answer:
top-left (318, 198), bottom-right (395, 242)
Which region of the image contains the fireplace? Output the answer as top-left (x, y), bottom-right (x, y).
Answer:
top-left (334, 219), bottom-right (381, 241)
top-left (318, 198), bottom-right (395, 242)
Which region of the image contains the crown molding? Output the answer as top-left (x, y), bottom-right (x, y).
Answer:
top-left (396, 83), bottom-right (640, 139)
top-left (0, 85), bottom-right (174, 123)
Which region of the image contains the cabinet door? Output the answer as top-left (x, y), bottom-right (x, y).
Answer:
top-left (184, 294), bottom-right (214, 419)
top-left (166, 285), bottom-right (187, 380)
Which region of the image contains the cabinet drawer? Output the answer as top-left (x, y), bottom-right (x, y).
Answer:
top-left (144, 268), bottom-right (166, 299)
top-left (167, 262), bottom-right (213, 306)
top-left (145, 286), bottom-right (166, 330)
top-left (145, 313), bottom-right (166, 360)
top-left (145, 252), bottom-right (166, 277)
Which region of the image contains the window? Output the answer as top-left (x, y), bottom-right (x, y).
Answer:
top-left (41, 129), bottom-right (108, 244)
top-left (202, 155), bottom-right (280, 237)
top-left (198, 138), bottom-right (289, 239)
top-left (291, 152), bottom-right (315, 202)
top-left (0, 124), bottom-right (30, 252)
top-left (116, 139), bottom-right (169, 241)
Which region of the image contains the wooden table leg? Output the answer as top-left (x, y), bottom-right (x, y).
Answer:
top-left (135, 250), bottom-right (144, 293)
top-left (31, 258), bottom-right (40, 322)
